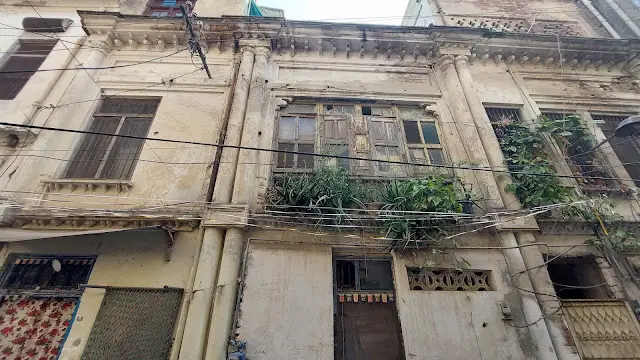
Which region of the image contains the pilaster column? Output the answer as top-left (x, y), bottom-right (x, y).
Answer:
top-left (453, 55), bottom-right (520, 210)
top-left (231, 46), bottom-right (270, 206)
top-left (204, 44), bottom-right (271, 360)
top-left (435, 55), bottom-right (503, 210)
top-left (455, 57), bottom-right (576, 360)
top-left (212, 47), bottom-right (256, 203)
top-left (439, 54), bottom-right (561, 360)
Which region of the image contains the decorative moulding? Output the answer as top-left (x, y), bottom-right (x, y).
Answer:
top-left (42, 179), bottom-right (133, 193)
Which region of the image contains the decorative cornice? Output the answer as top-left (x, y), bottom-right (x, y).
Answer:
top-left (77, 12), bottom-right (640, 75)
top-left (13, 209), bottom-right (200, 231)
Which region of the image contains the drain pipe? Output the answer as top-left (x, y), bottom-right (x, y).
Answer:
top-left (176, 48), bottom-right (255, 360)
top-left (579, 0), bottom-right (622, 38)
top-left (602, 0), bottom-right (640, 36)
top-left (204, 45), bottom-right (270, 360)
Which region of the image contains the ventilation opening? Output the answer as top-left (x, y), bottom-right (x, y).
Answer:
top-left (22, 17), bottom-right (72, 32)
top-left (546, 256), bottom-right (611, 300)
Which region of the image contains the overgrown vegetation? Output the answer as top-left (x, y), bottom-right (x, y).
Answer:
top-left (496, 118), bottom-right (573, 208)
top-left (269, 167), bottom-right (364, 223)
top-left (269, 169), bottom-right (466, 240)
top-left (380, 176), bottom-right (463, 243)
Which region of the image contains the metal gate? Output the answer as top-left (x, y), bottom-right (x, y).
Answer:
top-left (81, 287), bottom-right (183, 360)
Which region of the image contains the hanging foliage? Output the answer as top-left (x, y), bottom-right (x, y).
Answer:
top-left (495, 117), bottom-right (573, 208)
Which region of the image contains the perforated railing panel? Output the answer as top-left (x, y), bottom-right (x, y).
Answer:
top-left (81, 288), bottom-right (183, 360)
top-left (407, 268), bottom-right (492, 291)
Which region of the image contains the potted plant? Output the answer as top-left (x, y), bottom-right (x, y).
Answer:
top-left (456, 181), bottom-right (475, 215)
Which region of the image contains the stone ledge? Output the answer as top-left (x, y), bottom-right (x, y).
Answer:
top-left (202, 204), bottom-right (249, 228)
top-left (492, 213), bottom-right (539, 232)
top-left (42, 179), bottom-right (133, 193)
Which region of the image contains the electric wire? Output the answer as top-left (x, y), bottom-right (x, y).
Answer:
top-left (5, 120), bottom-right (640, 184)
top-left (0, 49), bottom-right (188, 74)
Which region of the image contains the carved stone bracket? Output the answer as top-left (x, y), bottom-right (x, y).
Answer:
top-left (42, 179), bottom-right (133, 193)
top-left (13, 214), bottom-right (199, 232)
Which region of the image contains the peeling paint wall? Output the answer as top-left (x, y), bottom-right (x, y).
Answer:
top-left (0, 229), bottom-right (198, 359)
top-left (238, 242), bottom-right (334, 360)
top-left (393, 249), bottom-right (538, 360)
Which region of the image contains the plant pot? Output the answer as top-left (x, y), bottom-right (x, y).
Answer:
top-left (366, 202), bottom-right (382, 211)
top-left (458, 200), bottom-right (474, 215)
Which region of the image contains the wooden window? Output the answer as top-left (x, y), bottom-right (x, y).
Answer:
top-left (144, 0), bottom-right (194, 16)
top-left (398, 107), bottom-right (447, 176)
top-left (595, 114), bottom-right (640, 187)
top-left (276, 105), bottom-right (316, 170)
top-left (0, 39), bottom-right (57, 100)
top-left (367, 106), bottom-right (404, 176)
top-left (322, 104), bottom-right (352, 169)
top-left (64, 97), bottom-right (160, 180)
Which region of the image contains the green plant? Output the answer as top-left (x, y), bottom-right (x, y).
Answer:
top-left (270, 167), bottom-right (364, 223)
top-left (380, 175), bottom-right (462, 243)
top-left (496, 118), bottom-right (574, 208)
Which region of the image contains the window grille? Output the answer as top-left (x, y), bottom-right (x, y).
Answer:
top-left (81, 288), bottom-right (183, 360)
top-left (485, 107), bottom-right (522, 124)
top-left (543, 112), bottom-right (614, 189)
top-left (594, 114), bottom-right (640, 187)
top-left (0, 255), bottom-right (94, 292)
top-left (407, 268), bottom-right (492, 291)
top-left (335, 259), bottom-right (394, 291)
top-left (64, 97), bottom-right (160, 180)
top-left (0, 40), bottom-right (57, 100)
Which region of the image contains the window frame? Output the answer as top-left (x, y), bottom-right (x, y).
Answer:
top-left (542, 111), bottom-right (617, 191)
top-left (0, 39), bottom-right (58, 100)
top-left (63, 97), bottom-right (160, 180)
top-left (592, 113), bottom-right (640, 188)
top-left (273, 102), bottom-right (450, 178)
top-left (275, 104), bottom-right (318, 171)
top-left (144, 0), bottom-right (194, 16)
top-left (399, 114), bottom-right (445, 175)
top-left (0, 254), bottom-right (95, 296)
top-left (366, 106), bottom-right (406, 176)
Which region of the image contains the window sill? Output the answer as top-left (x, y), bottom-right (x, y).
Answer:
top-left (42, 179), bottom-right (133, 192)
top-left (580, 186), bottom-right (631, 197)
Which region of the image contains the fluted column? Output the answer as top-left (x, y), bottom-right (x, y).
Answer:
top-left (178, 48), bottom-right (254, 360)
top-left (204, 44), bottom-right (270, 360)
top-left (435, 55), bottom-right (504, 210)
top-left (455, 55), bottom-right (574, 360)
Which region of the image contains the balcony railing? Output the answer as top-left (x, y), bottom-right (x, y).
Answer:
top-left (563, 299), bottom-right (640, 359)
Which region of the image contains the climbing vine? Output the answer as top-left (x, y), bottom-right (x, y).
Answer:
top-left (495, 117), bottom-right (573, 208)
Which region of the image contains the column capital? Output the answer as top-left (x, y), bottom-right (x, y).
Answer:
top-left (86, 34), bottom-right (113, 54)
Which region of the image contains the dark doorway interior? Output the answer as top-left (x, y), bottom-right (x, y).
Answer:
top-left (334, 302), bottom-right (405, 360)
top-left (333, 257), bottom-right (405, 360)
top-left (546, 256), bottom-right (611, 300)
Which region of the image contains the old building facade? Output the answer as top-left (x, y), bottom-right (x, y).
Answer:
top-left (0, 0), bottom-right (640, 359)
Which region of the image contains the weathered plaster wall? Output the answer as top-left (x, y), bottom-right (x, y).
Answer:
top-left (434, 0), bottom-right (607, 36)
top-left (237, 242), bottom-right (334, 360)
top-left (393, 248), bottom-right (538, 360)
top-left (0, 229), bottom-right (198, 359)
top-left (0, 230), bottom-right (197, 287)
top-left (1, 49), bottom-right (232, 209)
